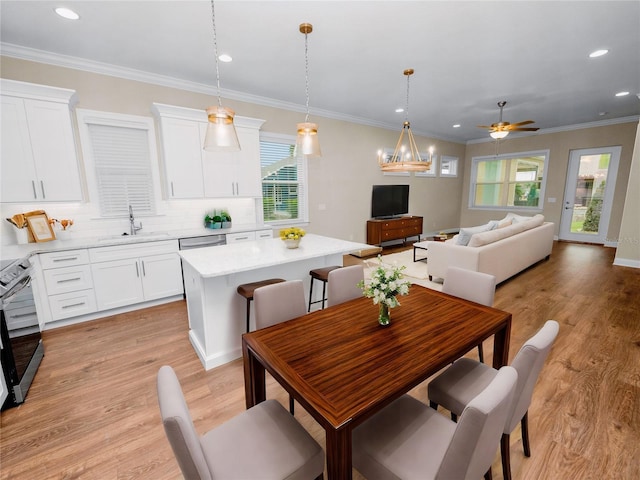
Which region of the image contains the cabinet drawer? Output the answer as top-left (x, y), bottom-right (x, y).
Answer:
top-left (49, 289), bottom-right (97, 321)
top-left (43, 264), bottom-right (93, 295)
top-left (39, 249), bottom-right (89, 269)
top-left (226, 231), bottom-right (256, 243)
top-left (89, 239), bottom-right (178, 263)
top-left (255, 229), bottom-right (273, 239)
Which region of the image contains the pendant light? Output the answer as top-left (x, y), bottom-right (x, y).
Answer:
top-left (378, 69), bottom-right (432, 172)
top-left (295, 23), bottom-right (321, 158)
top-left (203, 0), bottom-right (240, 152)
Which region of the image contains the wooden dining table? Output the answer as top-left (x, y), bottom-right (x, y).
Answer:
top-left (242, 284), bottom-right (512, 480)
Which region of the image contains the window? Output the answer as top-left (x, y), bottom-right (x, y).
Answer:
top-left (440, 155), bottom-right (458, 177)
top-left (260, 133), bottom-right (308, 224)
top-left (76, 109), bottom-right (161, 217)
top-left (470, 150), bottom-right (548, 210)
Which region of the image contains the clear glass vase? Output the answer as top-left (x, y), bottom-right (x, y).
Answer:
top-left (378, 303), bottom-right (391, 326)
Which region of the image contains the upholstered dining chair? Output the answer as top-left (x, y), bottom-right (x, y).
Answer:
top-left (157, 365), bottom-right (325, 480)
top-left (326, 264), bottom-right (364, 307)
top-left (428, 320), bottom-right (559, 480)
top-left (353, 366), bottom-right (518, 480)
top-left (253, 279), bottom-right (307, 414)
top-left (442, 266), bottom-right (497, 362)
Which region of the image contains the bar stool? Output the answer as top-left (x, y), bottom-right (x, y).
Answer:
top-left (308, 266), bottom-right (341, 312)
top-left (236, 278), bottom-right (286, 332)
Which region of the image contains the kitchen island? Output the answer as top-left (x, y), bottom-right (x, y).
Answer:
top-left (179, 234), bottom-right (371, 370)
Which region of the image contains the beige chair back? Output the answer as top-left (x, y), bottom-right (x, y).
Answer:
top-left (438, 366), bottom-right (518, 480)
top-left (157, 365), bottom-right (212, 480)
top-left (253, 279), bottom-right (307, 329)
top-left (506, 319), bottom-right (559, 432)
top-left (327, 264), bottom-right (364, 307)
top-left (443, 266), bottom-right (496, 306)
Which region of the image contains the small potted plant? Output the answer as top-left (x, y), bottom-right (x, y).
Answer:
top-left (204, 212), bottom-right (222, 229)
top-left (279, 227), bottom-right (305, 249)
top-left (220, 211), bottom-right (232, 229)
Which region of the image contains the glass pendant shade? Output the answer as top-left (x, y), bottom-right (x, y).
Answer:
top-left (203, 106), bottom-right (240, 152)
top-left (490, 130), bottom-right (509, 140)
top-left (296, 122), bottom-right (321, 157)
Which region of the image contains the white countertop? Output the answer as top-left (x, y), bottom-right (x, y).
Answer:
top-left (0, 224), bottom-right (271, 262)
top-left (179, 233), bottom-right (371, 278)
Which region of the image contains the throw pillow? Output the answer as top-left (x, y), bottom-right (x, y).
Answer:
top-left (455, 222), bottom-right (497, 246)
top-left (504, 212), bottom-right (533, 224)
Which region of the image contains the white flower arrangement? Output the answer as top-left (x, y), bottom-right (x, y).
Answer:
top-left (359, 255), bottom-right (411, 308)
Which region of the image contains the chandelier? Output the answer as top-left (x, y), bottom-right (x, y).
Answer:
top-left (378, 69), bottom-right (432, 172)
top-left (203, 0), bottom-right (240, 152)
top-left (295, 23), bottom-right (321, 158)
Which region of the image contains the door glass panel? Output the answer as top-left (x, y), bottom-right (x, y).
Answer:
top-left (569, 153), bottom-right (611, 235)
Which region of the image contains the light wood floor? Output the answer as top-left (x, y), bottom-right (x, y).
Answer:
top-left (1, 241), bottom-right (638, 479)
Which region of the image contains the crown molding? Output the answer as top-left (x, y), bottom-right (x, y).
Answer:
top-left (466, 115), bottom-right (640, 145)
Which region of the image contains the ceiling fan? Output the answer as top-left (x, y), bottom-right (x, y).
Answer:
top-left (477, 101), bottom-right (539, 139)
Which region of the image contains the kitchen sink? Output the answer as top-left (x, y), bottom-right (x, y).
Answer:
top-left (97, 232), bottom-right (171, 243)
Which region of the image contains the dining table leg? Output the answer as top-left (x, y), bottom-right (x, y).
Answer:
top-left (326, 426), bottom-right (352, 480)
top-left (242, 341), bottom-right (266, 409)
top-left (492, 315), bottom-right (512, 370)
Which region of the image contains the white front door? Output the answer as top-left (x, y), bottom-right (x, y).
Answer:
top-left (559, 146), bottom-right (620, 244)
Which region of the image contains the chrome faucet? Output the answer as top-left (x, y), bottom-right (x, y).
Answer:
top-left (129, 205), bottom-right (142, 235)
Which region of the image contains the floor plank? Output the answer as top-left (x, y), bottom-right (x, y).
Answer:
top-left (1, 241), bottom-right (638, 479)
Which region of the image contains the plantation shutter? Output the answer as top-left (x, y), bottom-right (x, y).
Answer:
top-left (86, 123), bottom-right (155, 217)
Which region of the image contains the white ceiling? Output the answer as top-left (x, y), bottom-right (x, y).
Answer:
top-left (1, 0), bottom-right (639, 143)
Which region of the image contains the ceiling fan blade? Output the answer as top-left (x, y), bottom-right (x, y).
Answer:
top-left (477, 125), bottom-right (494, 130)
top-left (511, 127), bottom-right (540, 132)
top-left (509, 120), bottom-right (535, 127)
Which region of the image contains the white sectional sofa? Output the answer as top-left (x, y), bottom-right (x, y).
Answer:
top-left (425, 214), bottom-right (554, 284)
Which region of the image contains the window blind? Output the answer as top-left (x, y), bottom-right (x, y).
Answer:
top-left (87, 123), bottom-right (155, 217)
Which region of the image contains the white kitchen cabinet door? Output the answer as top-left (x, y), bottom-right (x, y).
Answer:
top-left (139, 253), bottom-right (183, 300)
top-left (91, 258), bottom-right (145, 310)
top-left (202, 126), bottom-right (262, 198)
top-left (0, 95), bottom-right (81, 202)
top-left (158, 117), bottom-right (205, 198)
top-left (0, 96), bottom-right (39, 202)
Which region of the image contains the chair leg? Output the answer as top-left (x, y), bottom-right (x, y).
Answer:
top-left (314, 474), bottom-right (324, 480)
top-left (484, 466), bottom-right (492, 480)
top-left (501, 433), bottom-right (512, 480)
top-left (289, 394), bottom-right (295, 415)
top-left (521, 411), bottom-right (531, 457)
top-left (429, 400), bottom-right (438, 410)
top-left (478, 342), bottom-right (484, 363)
top-left (246, 298), bottom-right (251, 333)
top-left (321, 281), bottom-right (327, 309)
top-left (451, 412), bottom-right (457, 422)
top-left (308, 278), bottom-right (314, 312)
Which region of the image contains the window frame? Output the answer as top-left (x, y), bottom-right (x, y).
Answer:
top-left (469, 149), bottom-right (549, 212)
top-left (259, 132), bottom-right (309, 226)
top-left (76, 109), bottom-right (163, 218)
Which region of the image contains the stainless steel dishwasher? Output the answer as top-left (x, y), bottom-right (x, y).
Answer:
top-left (178, 234), bottom-right (226, 250)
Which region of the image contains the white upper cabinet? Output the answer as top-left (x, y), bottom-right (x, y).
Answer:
top-left (152, 103), bottom-right (265, 199)
top-left (1, 79), bottom-right (82, 203)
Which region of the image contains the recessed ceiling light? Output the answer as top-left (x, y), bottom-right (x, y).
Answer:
top-left (598, 112), bottom-right (608, 116)
top-left (615, 91), bottom-right (630, 97)
top-left (395, 108), bottom-right (404, 113)
top-left (218, 54), bottom-right (232, 63)
top-left (589, 49), bottom-right (608, 58)
top-left (55, 7), bottom-right (80, 20)
top-left (452, 124), bottom-right (461, 128)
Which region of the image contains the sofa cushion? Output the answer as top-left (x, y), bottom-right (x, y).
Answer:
top-left (455, 222), bottom-right (497, 246)
top-left (468, 214), bottom-right (545, 247)
top-left (504, 212), bottom-right (533, 224)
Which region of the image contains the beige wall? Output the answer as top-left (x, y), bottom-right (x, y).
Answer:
top-left (461, 122), bottom-right (638, 243)
top-left (614, 122), bottom-right (640, 266)
top-left (0, 56), bottom-right (466, 244)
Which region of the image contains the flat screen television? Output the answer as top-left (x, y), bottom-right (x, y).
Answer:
top-left (371, 184), bottom-right (409, 218)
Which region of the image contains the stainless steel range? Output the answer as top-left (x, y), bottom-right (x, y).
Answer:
top-left (1, 256), bottom-right (44, 409)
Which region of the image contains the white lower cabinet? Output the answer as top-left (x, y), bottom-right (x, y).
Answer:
top-left (89, 240), bottom-right (183, 311)
top-left (40, 249), bottom-right (97, 321)
top-left (226, 229), bottom-right (273, 244)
